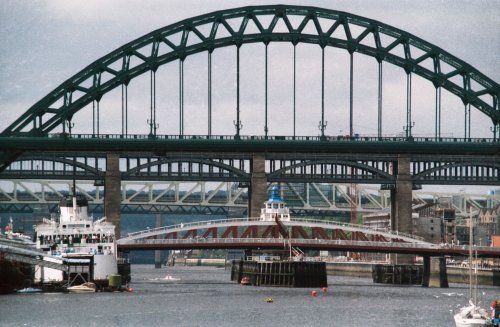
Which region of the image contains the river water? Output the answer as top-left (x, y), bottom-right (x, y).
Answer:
top-left (0, 264), bottom-right (497, 327)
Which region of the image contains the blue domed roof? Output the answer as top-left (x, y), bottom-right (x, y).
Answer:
top-left (267, 185), bottom-right (284, 203)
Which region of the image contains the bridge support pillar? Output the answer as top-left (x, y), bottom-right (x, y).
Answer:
top-left (249, 153), bottom-right (267, 218)
top-left (422, 256), bottom-right (449, 288)
top-left (155, 214), bottom-right (163, 268)
top-left (390, 155), bottom-right (413, 264)
top-left (105, 153), bottom-right (121, 239)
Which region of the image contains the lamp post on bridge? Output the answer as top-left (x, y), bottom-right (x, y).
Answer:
top-left (234, 120), bottom-right (243, 140)
top-left (403, 122), bottom-right (415, 141)
top-left (147, 119), bottom-right (159, 139)
top-left (319, 121), bottom-right (328, 141)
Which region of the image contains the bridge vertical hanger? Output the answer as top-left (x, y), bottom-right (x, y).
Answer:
top-left (293, 42), bottom-right (297, 139)
top-left (92, 100), bottom-right (96, 136)
top-left (179, 59), bottom-right (185, 137)
top-left (463, 103), bottom-right (468, 140)
top-left (349, 51), bottom-right (354, 138)
top-left (121, 83), bottom-right (129, 136)
top-left (319, 45), bottom-right (327, 140)
top-left (492, 95), bottom-right (499, 141)
top-left (462, 74), bottom-right (471, 140)
top-left (97, 100), bottom-right (100, 136)
top-left (432, 55), bottom-right (442, 140)
top-left (234, 44), bottom-right (242, 139)
top-left (264, 42), bottom-right (269, 139)
top-left (404, 72), bottom-right (414, 139)
top-left (377, 60), bottom-right (383, 139)
top-left (435, 87), bottom-right (442, 140)
top-left (149, 69), bottom-right (158, 137)
top-left (208, 50), bottom-right (213, 137)
top-left (467, 104), bottom-right (471, 140)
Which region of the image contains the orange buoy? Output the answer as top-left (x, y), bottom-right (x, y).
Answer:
top-left (127, 287), bottom-right (134, 292)
top-left (322, 287), bottom-right (327, 293)
top-left (311, 290), bottom-right (317, 297)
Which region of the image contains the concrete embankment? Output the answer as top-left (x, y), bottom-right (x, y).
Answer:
top-left (325, 262), bottom-right (499, 286)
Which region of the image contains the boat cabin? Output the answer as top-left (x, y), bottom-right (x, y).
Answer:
top-left (260, 185), bottom-right (290, 221)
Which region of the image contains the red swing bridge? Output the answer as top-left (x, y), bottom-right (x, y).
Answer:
top-left (116, 218), bottom-right (500, 258)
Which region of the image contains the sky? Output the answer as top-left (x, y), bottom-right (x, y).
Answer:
top-left (0, 0), bottom-right (499, 137)
top-left (0, 0), bottom-right (499, 195)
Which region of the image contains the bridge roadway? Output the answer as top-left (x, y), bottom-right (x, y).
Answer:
top-left (116, 218), bottom-right (500, 258)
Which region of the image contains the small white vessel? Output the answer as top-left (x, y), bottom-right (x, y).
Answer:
top-left (454, 301), bottom-right (491, 327)
top-left (163, 275), bottom-right (180, 281)
top-left (34, 193), bottom-right (118, 288)
top-left (453, 209), bottom-right (493, 326)
top-left (67, 282), bottom-right (96, 293)
top-left (16, 287), bottom-right (43, 293)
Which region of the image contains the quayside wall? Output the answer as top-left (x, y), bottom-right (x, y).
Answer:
top-left (167, 258), bottom-right (499, 286)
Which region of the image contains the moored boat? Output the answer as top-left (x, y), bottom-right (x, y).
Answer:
top-left (240, 276), bottom-right (250, 285)
top-left (67, 282), bottom-right (96, 293)
top-left (34, 193), bottom-right (119, 289)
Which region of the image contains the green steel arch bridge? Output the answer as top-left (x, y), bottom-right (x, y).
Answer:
top-left (0, 5), bottom-right (499, 237)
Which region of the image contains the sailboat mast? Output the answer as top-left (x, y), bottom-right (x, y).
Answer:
top-left (469, 207), bottom-right (473, 302)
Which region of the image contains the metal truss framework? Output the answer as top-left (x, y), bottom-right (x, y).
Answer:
top-left (0, 179), bottom-right (497, 218)
top-left (117, 237), bottom-right (500, 258)
top-left (116, 219), bottom-right (500, 258)
top-left (2, 152), bottom-right (499, 185)
top-left (2, 5), bottom-right (498, 137)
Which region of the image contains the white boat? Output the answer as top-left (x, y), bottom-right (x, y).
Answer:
top-left (163, 275), bottom-right (180, 281)
top-left (34, 193), bottom-right (118, 288)
top-left (16, 287), bottom-right (43, 293)
top-left (453, 208), bottom-right (493, 326)
top-left (67, 282), bottom-right (96, 293)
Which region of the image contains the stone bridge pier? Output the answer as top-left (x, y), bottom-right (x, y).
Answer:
top-left (390, 155), bottom-right (413, 264)
top-left (422, 256), bottom-right (449, 288)
top-left (249, 153), bottom-right (267, 218)
top-left (105, 153), bottom-right (121, 239)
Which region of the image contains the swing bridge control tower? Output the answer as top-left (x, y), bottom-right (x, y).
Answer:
top-left (231, 185), bottom-right (327, 288)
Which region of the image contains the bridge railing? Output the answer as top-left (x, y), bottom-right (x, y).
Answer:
top-left (118, 237), bottom-right (444, 249)
top-left (50, 133), bottom-right (497, 143)
top-left (117, 237), bottom-right (500, 254)
top-left (121, 217), bottom-right (425, 242)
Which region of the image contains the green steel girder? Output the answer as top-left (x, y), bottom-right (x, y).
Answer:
top-left (123, 157), bottom-right (250, 181)
top-left (412, 160), bottom-right (500, 182)
top-left (0, 154), bottom-right (105, 180)
top-left (2, 5), bottom-right (499, 137)
top-left (0, 136), bottom-right (498, 155)
top-left (268, 159), bottom-right (394, 184)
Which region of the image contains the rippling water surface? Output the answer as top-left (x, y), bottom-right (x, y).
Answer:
top-left (0, 264), bottom-right (497, 327)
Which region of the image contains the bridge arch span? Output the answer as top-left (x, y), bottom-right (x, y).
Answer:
top-left (3, 5), bottom-right (498, 137)
top-left (268, 159), bottom-right (393, 183)
top-left (413, 160), bottom-right (500, 185)
top-left (122, 157), bottom-right (250, 181)
top-left (5, 155), bottom-right (104, 180)
top-left (117, 217), bottom-right (429, 246)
